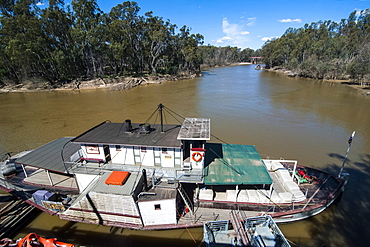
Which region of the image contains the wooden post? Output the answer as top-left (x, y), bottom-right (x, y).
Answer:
top-left (46, 170), bottom-right (54, 186)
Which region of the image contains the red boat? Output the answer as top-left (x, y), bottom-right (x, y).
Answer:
top-left (0, 233), bottom-right (74, 247)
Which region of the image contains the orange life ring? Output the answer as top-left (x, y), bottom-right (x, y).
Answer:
top-left (192, 152), bottom-right (203, 162)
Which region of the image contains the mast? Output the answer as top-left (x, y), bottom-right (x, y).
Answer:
top-left (338, 131), bottom-right (356, 178)
top-left (158, 103), bottom-right (164, 133)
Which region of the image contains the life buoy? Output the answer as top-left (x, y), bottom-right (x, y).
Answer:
top-left (192, 152), bottom-right (203, 162)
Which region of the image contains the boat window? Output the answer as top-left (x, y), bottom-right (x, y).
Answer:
top-left (116, 145), bottom-right (121, 151)
top-left (141, 147), bottom-right (147, 152)
top-left (162, 148), bottom-right (167, 153)
top-left (154, 204), bottom-right (161, 210)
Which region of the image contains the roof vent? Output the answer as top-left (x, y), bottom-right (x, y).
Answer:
top-left (124, 119), bottom-right (132, 132)
top-left (139, 123), bottom-right (151, 134)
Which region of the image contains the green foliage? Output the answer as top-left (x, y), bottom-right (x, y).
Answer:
top-left (261, 9), bottom-right (370, 82)
top-left (0, 0), bottom-right (206, 84)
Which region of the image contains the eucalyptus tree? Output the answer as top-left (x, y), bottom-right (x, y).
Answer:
top-left (105, 1), bottom-right (147, 75)
top-left (144, 12), bottom-right (175, 76)
top-left (0, 0), bottom-right (43, 82)
top-left (71, 0), bottom-right (104, 77)
top-left (172, 25), bottom-right (203, 75)
top-left (40, 0), bottom-right (82, 82)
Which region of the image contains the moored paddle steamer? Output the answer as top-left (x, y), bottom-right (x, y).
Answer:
top-left (0, 104), bottom-right (350, 230)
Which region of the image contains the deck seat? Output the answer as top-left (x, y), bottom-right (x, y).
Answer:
top-left (214, 192), bottom-right (227, 201)
top-left (80, 157), bottom-right (104, 164)
top-left (237, 190), bottom-right (248, 202)
top-left (246, 190), bottom-right (259, 203)
top-left (270, 191), bottom-right (281, 203)
top-left (271, 161), bottom-right (284, 170)
top-left (226, 190), bottom-right (237, 202)
top-left (283, 181), bottom-right (300, 192)
top-left (199, 189), bottom-right (214, 200)
top-left (276, 169), bottom-right (292, 184)
top-left (278, 192), bottom-right (293, 203)
top-left (263, 160), bottom-right (273, 170)
top-left (257, 189), bottom-right (270, 203)
top-left (284, 181), bottom-right (306, 202)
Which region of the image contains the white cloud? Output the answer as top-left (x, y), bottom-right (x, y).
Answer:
top-left (247, 17), bottom-right (257, 26)
top-left (261, 36), bottom-right (279, 42)
top-left (222, 18), bottom-right (239, 36)
top-left (215, 18), bottom-right (250, 47)
top-left (36, 2), bottom-right (45, 6)
top-left (278, 18), bottom-right (302, 23)
top-left (216, 36), bottom-right (233, 43)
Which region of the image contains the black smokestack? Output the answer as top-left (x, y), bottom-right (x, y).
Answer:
top-left (124, 119), bottom-right (132, 132)
top-left (142, 169), bottom-right (148, 190)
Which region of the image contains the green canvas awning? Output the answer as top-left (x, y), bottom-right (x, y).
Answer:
top-left (203, 143), bottom-right (272, 185)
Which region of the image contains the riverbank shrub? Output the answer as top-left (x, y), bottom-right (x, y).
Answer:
top-left (261, 9), bottom-right (370, 84)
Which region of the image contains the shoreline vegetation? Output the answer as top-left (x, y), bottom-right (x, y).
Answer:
top-left (1, 63), bottom-right (369, 95)
top-left (264, 66), bottom-right (370, 95)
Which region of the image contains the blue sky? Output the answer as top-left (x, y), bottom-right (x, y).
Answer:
top-left (42, 0), bottom-right (369, 50)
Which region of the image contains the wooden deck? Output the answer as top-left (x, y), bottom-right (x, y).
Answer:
top-left (177, 205), bottom-right (262, 226)
top-left (23, 169), bottom-right (78, 190)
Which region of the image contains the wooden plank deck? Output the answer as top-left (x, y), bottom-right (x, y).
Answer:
top-left (23, 169), bottom-right (78, 190)
top-left (178, 206), bottom-right (262, 226)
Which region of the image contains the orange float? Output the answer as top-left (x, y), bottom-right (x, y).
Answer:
top-left (0, 233), bottom-right (74, 247)
top-left (192, 152), bottom-right (203, 162)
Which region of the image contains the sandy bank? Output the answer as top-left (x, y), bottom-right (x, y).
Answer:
top-left (264, 67), bottom-right (370, 95)
top-left (0, 73), bottom-right (199, 94)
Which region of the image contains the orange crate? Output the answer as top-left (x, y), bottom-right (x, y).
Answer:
top-left (105, 171), bottom-right (130, 185)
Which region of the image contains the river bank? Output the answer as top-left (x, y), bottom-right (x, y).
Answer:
top-left (0, 73), bottom-right (200, 94)
top-left (265, 66), bottom-right (370, 95)
top-left (2, 64), bottom-right (369, 95)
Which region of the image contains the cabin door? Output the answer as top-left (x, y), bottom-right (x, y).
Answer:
top-left (103, 145), bottom-right (111, 162)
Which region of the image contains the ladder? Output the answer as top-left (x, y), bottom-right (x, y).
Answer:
top-left (177, 183), bottom-right (194, 215)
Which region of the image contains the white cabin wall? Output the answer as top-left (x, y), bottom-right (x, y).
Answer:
top-left (105, 145), bottom-right (182, 169)
top-left (138, 199), bottom-right (177, 226)
top-left (160, 148), bottom-right (175, 167)
top-left (110, 145), bottom-right (135, 165)
top-left (174, 148), bottom-right (182, 168)
top-left (141, 147), bottom-right (154, 166)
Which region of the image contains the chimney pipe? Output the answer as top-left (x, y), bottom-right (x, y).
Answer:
top-left (142, 169), bottom-right (148, 190)
top-left (124, 119), bottom-right (132, 132)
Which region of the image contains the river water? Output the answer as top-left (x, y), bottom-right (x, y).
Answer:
top-left (1, 65), bottom-right (369, 246)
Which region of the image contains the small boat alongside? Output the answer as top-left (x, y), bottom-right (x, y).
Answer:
top-left (245, 215), bottom-right (291, 247)
top-left (203, 215), bottom-right (291, 247)
top-left (0, 104), bottom-right (351, 230)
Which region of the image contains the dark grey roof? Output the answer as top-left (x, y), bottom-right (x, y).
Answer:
top-left (177, 118), bottom-right (210, 140)
top-left (137, 186), bottom-right (177, 202)
top-left (15, 137), bottom-right (79, 173)
top-left (71, 122), bottom-right (182, 148)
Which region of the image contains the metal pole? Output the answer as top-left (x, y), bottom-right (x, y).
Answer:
top-left (338, 131), bottom-right (356, 178)
top-left (21, 164), bottom-right (28, 178)
top-left (158, 103), bottom-right (164, 133)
